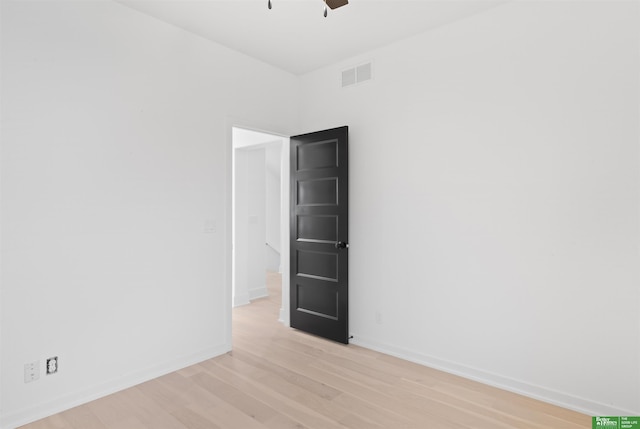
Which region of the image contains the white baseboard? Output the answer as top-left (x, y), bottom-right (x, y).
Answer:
top-left (249, 285), bottom-right (268, 301)
top-left (1, 343), bottom-right (231, 429)
top-left (233, 292), bottom-right (250, 307)
top-left (278, 307), bottom-right (289, 326)
top-left (350, 334), bottom-right (637, 417)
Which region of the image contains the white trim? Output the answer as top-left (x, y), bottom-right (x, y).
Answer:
top-left (249, 285), bottom-right (269, 301)
top-left (224, 120), bottom-right (234, 351)
top-left (227, 119), bottom-right (291, 337)
top-left (350, 334), bottom-right (637, 418)
top-left (279, 138), bottom-right (291, 328)
top-left (0, 345), bottom-right (230, 429)
top-left (279, 307), bottom-right (288, 324)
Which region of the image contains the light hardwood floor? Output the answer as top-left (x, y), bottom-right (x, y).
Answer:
top-left (20, 272), bottom-right (590, 429)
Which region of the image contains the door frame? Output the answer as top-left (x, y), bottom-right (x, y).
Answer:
top-left (225, 120), bottom-right (291, 348)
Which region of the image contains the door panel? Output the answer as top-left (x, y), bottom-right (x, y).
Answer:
top-left (296, 215), bottom-right (338, 243)
top-left (297, 250), bottom-right (338, 281)
top-left (290, 126), bottom-right (349, 344)
top-left (297, 140), bottom-right (338, 170)
top-left (297, 178), bottom-right (338, 206)
top-left (296, 280), bottom-right (339, 319)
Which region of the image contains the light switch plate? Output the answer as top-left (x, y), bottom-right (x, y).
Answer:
top-left (24, 361), bottom-right (40, 383)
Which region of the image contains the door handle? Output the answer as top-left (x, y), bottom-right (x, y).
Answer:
top-left (335, 241), bottom-right (349, 249)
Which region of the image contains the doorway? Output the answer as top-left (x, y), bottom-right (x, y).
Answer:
top-left (231, 127), bottom-right (290, 325)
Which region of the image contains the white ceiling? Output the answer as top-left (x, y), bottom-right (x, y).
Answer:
top-left (116, 0), bottom-right (509, 75)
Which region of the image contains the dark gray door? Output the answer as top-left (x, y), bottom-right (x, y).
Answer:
top-left (290, 126), bottom-right (349, 344)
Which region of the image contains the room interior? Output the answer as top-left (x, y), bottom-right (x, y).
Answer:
top-left (1, 0), bottom-right (639, 428)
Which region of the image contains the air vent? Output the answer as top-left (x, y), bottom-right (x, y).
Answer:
top-left (356, 63), bottom-right (372, 82)
top-left (341, 61), bottom-right (373, 88)
top-left (341, 68), bottom-right (356, 87)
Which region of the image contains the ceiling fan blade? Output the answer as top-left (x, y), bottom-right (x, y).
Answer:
top-left (325, 0), bottom-right (348, 10)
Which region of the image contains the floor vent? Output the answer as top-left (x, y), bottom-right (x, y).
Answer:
top-left (342, 62), bottom-right (373, 88)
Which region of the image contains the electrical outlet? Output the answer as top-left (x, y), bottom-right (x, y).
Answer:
top-left (203, 219), bottom-right (217, 233)
top-left (24, 361), bottom-right (40, 383)
top-left (46, 356), bottom-right (58, 375)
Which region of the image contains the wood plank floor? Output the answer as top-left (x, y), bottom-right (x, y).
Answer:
top-left (20, 272), bottom-right (590, 429)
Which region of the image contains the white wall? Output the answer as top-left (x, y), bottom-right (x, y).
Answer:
top-left (246, 148), bottom-right (268, 300)
top-left (0, 1), bottom-right (297, 427)
top-left (298, 0), bottom-right (639, 416)
top-left (265, 145), bottom-right (281, 272)
top-left (233, 148), bottom-right (251, 306)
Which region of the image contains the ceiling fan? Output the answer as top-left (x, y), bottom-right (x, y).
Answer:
top-left (267, 0), bottom-right (349, 17)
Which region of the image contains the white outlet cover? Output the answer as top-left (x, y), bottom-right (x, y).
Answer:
top-left (203, 220), bottom-right (217, 233)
